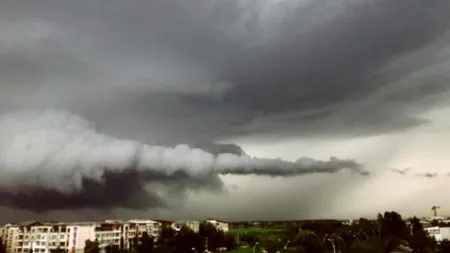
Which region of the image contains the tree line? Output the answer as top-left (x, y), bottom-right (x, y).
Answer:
top-left (236, 211), bottom-right (450, 253)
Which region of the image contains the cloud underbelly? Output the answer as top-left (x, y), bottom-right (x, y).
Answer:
top-left (0, 109), bottom-right (366, 212)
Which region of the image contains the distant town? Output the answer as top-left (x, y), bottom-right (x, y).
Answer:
top-left (2, 209), bottom-right (450, 253)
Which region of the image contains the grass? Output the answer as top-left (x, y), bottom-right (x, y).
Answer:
top-left (230, 227), bottom-right (284, 235)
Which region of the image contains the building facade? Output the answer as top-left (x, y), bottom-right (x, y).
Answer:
top-left (205, 219), bottom-right (229, 232)
top-left (1, 218), bottom-right (230, 253)
top-left (170, 220), bottom-right (200, 233)
top-left (0, 220), bottom-right (164, 253)
top-left (423, 226), bottom-right (450, 243)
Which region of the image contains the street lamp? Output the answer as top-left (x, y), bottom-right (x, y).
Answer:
top-left (323, 235), bottom-right (336, 253)
top-left (191, 247), bottom-right (198, 253)
top-left (336, 236), bottom-right (345, 253)
top-left (252, 242), bottom-right (259, 253)
top-left (277, 239), bottom-right (290, 252)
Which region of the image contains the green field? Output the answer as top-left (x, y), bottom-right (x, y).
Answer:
top-left (230, 227), bottom-right (284, 235)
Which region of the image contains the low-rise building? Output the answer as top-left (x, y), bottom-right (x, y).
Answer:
top-left (205, 219), bottom-right (229, 232)
top-left (1, 221), bottom-right (74, 253)
top-left (424, 226), bottom-right (450, 243)
top-left (171, 220), bottom-right (200, 233)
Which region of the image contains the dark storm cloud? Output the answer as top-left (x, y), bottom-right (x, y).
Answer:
top-left (217, 0), bottom-right (450, 139)
top-left (0, 170), bottom-right (167, 212)
top-left (0, 169), bottom-right (227, 213)
top-left (0, 109), bottom-right (367, 212)
top-left (1, 0), bottom-right (449, 145)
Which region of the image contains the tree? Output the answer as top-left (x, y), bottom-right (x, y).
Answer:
top-left (379, 211), bottom-right (409, 238)
top-left (137, 232), bottom-right (155, 253)
top-left (355, 218), bottom-right (380, 237)
top-left (199, 222), bottom-right (221, 250)
top-left (50, 247), bottom-right (65, 253)
top-left (349, 237), bottom-right (386, 253)
top-left (0, 238), bottom-right (5, 253)
top-left (439, 240), bottom-right (450, 253)
top-left (104, 245), bottom-right (121, 253)
top-left (155, 225), bottom-right (177, 253)
top-left (378, 211), bottom-right (409, 251)
top-left (120, 236), bottom-right (125, 251)
top-left (223, 232), bottom-right (237, 251)
top-left (129, 236), bottom-right (139, 250)
top-left (84, 240), bottom-right (100, 253)
top-left (408, 217), bottom-right (436, 253)
top-left (173, 226), bottom-right (201, 253)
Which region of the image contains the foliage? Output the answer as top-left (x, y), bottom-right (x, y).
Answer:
top-left (439, 240), bottom-right (450, 253)
top-left (349, 236), bottom-right (386, 253)
top-left (50, 247), bottom-right (66, 253)
top-left (84, 240), bottom-right (100, 253)
top-left (0, 238), bottom-right (5, 253)
top-left (409, 217), bottom-right (437, 253)
top-left (105, 244), bottom-right (122, 253)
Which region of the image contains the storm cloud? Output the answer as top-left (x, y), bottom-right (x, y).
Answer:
top-left (0, 109), bottom-right (365, 212)
top-left (1, 0), bottom-right (450, 220)
top-left (0, 0), bottom-right (449, 144)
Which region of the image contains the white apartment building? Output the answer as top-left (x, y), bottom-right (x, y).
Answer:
top-left (95, 219), bottom-right (161, 250)
top-left (0, 221), bottom-right (74, 253)
top-left (205, 219), bottom-right (229, 232)
top-left (424, 226), bottom-right (450, 243)
top-left (68, 222), bottom-right (97, 253)
top-left (171, 220), bottom-right (200, 233)
top-left (126, 220), bottom-right (161, 238)
top-left (0, 221), bottom-right (99, 253)
top-left (1, 220), bottom-right (163, 253)
top-left (169, 219), bottom-right (230, 233)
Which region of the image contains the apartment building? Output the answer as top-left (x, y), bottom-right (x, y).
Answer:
top-left (171, 220), bottom-right (200, 233)
top-left (0, 221), bottom-right (71, 253)
top-left (95, 219), bottom-right (161, 249)
top-left (1, 220), bottom-right (163, 253)
top-left (170, 219), bottom-right (230, 233)
top-left (1, 218), bottom-right (230, 253)
top-left (205, 219), bottom-right (229, 232)
top-left (0, 221), bottom-right (99, 253)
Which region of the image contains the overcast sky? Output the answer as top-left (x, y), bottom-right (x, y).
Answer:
top-left (1, 0), bottom-right (450, 222)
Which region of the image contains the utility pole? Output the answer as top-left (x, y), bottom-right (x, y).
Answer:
top-left (432, 206), bottom-right (441, 217)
